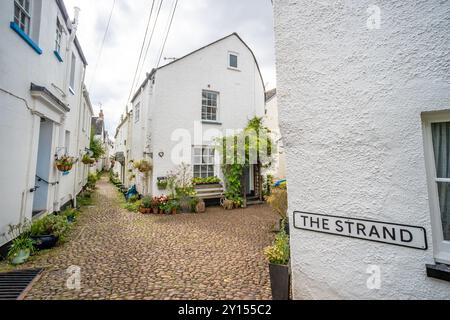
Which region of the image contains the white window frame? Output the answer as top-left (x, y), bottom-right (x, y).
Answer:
top-left (55, 18), bottom-right (63, 54)
top-left (193, 146), bottom-right (216, 178)
top-left (134, 103), bottom-right (140, 123)
top-left (14, 0), bottom-right (31, 35)
top-left (228, 51), bottom-right (239, 70)
top-left (422, 111), bottom-right (450, 264)
top-left (202, 90), bottom-right (219, 122)
top-left (69, 53), bottom-right (76, 93)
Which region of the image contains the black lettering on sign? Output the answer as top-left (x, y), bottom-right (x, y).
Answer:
top-left (293, 212), bottom-right (428, 250)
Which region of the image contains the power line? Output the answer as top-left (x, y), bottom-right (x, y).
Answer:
top-left (126, 0), bottom-right (157, 105)
top-left (89, 0), bottom-right (116, 92)
top-left (156, 0), bottom-right (179, 68)
top-left (133, 0), bottom-right (164, 94)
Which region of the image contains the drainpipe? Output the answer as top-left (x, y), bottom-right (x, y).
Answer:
top-left (72, 67), bottom-right (87, 209)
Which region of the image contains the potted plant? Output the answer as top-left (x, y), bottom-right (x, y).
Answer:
top-left (157, 195), bottom-right (169, 214)
top-left (6, 222), bottom-right (35, 265)
top-left (157, 179), bottom-right (168, 191)
top-left (55, 155), bottom-right (76, 172)
top-left (264, 230), bottom-right (290, 300)
top-left (140, 196), bottom-right (152, 214)
top-left (30, 214), bottom-right (69, 250)
top-left (266, 186), bottom-right (289, 234)
top-left (134, 160), bottom-right (152, 173)
top-left (8, 236), bottom-right (35, 265)
top-left (192, 176), bottom-right (221, 186)
top-left (82, 154), bottom-right (95, 165)
top-left (165, 200), bottom-right (180, 215)
top-left (195, 198), bottom-right (206, 213)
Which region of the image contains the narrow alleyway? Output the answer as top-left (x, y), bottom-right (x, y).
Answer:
top-left (20, 176), bottom-right (278, 300)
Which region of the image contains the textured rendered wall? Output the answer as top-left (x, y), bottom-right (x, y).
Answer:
top-left (274, 0), bottom-right (450, 299)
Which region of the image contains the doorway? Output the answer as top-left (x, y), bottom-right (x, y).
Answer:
top-left (32, 118), bottom-right (53, 216)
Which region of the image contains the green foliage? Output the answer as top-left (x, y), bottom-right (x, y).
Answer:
top-left (264, 230), bottom-right (290, 265)
top-left (87, 173), bottom-right (99, 189)
top-left (77, 192), bottom-right (93, 207)
top-left (215, 117), bottom-right (275, 208)
top-left (266, 187), bottom-right (288, 219)
top-left (192, 176), bottom-right (221, 185)
top-left (141, 196), bottom-right (152, 209)
top-left (30, 214), bottom-right (69, 238)
top-left (163, 200), bottom-right (180, 213)
top-left (89, 131), bottom-right (106, 160)
top-left (263, 175), bottom-right (274, 197)
top-left (157, 179), bottom-right (168, 190)
top-left (7, 236), bottom-right (35, 260)
top-left (123, 200), bottom-right (142, 212)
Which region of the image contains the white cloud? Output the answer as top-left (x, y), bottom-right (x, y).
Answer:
top-left (63, 0), bottom-right (276, 135)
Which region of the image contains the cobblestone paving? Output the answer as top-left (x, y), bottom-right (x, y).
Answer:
top-left (20, 176), bottom-right (278, 300)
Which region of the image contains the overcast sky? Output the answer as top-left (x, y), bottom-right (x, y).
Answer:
top-left (63, 0), bottom-right (276, 136)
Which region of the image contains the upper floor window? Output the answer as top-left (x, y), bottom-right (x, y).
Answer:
top-left (423, 113), bottom-right (450, 264)
top-left (202, 90), bottom-right (219, 122)
top-left (229, 52), bottom-right (238, 69)
top-left (55, 18), bottom-right (63, 54)
top-left (14, 0), bottom-right (31, 35)
top-left (69, 53), bottom-right (76, 93)
top-left (134, 103), bottom-right (140, 123)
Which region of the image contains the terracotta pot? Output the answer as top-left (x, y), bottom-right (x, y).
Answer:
top-left (196, 200), bottom-right (206, 213)
top-left (171, 208), bottom-right (177, 215)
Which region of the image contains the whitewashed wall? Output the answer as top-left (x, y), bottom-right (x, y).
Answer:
top-left (150, 34), bottom-right (265, 195)
top-left (0, 0), bottom-right (90, 246)
top-left (264, 94), bottom-right (286, 180)
top-left (274, 0), bottom-right (450, 299)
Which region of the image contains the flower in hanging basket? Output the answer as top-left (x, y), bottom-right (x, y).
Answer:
top-left (134, 160), bottom-right (153, 173)
top-left (55, 155), bottom-right (75, 172)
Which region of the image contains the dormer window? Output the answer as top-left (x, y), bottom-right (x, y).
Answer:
top-left (228, 52), bottom-right (238, 69)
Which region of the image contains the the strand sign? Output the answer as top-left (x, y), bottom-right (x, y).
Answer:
top-left (293, 212), bottom-right (428, 250)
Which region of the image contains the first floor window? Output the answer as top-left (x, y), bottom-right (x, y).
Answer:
top-left (69, 53), bottom-right (76, 91)
top-left (134, 103), bottom-right (140, 123)
top-left (202, 90), bottom-right (218, 121)
top-left (14, 0), bottom-right (31, 34)
top-left (193, 146), bottom-right (215, 178)
top-left (423, 113), bottom-right (450, 263)
top-left (55, 18), bottom-right (63, 53)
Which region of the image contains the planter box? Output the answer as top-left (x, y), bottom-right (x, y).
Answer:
top-left (269, 263), bottom-right (290, 300)
top-left (31, 235), bottom-right (59, 250)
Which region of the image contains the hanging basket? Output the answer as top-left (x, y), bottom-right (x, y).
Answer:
top-left (56, 164), bottom-right (73, 172)
top-left (134, 160), bottom-right (153, 173)
top-left (55, 155), bottom-right (75, 172)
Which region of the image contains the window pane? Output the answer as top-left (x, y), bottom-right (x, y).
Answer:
top-left (437, 182), bottom-right (450, 241)
top-left (432, 122), bottom-right (450, 178)
top-left (230, 54), bottom-right (238, 68)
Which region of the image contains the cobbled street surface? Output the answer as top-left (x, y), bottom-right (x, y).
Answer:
top-left (20, 176), bottom-right (278, 300)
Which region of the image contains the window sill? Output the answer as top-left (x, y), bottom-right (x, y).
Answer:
top-left (426, 264), bottom-right (450, 282)
top-left (202, 120), bottom-right (222, 126)
top-left (54, 50), bottom-right (63, 62)
top-left (10, 22), bottom-right (42, 55)
top-left (69, 87), bottom-right (75, 95)
top-left (227, 67), bottom-right (241, 72)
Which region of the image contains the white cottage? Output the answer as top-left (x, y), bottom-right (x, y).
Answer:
top-left (0, 0), bottom-right (93, 249)
top-left (116, 33), bottom-right (266, 199)
top-left (274, 1), bottom-right (450, 299)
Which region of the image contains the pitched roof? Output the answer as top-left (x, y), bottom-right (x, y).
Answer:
top-left (131, 33), bottom-right (265, 103)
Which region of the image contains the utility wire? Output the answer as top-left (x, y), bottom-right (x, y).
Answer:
top-left (126, 0), bottom-right (157, 105)
top-left (156, 0), bottom-right (179, 68)
top-left (133, 0), bottom-right (164, 94)
top-left (89, 0), bottom-right (116, 92)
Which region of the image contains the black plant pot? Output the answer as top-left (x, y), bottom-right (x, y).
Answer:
top-left (31, 235), bottom-right (59, 250)
top-left (269, 263), bottom-right (290, 300)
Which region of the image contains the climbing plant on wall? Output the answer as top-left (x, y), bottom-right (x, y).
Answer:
top-left (216, 117), bottom-right (274, 207)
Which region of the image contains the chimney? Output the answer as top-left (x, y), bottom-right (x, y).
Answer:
top-left (99, 109), bottom-right (104, 119)
top-left (67, 7), bottom-right (80, 49)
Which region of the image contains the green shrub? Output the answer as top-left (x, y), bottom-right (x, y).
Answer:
top-left (141, 196), bottom-right (152, 209)
top-left (264, 231), bottom-right (290, 265)
top-left (30, 214), bottom-right (69, 238)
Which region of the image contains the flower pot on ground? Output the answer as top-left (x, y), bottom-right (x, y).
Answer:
top-left (10, 249), bottom-right (31, 265)
top-left (264, 230), bottom-right (290, 300)
top-left (195, 199), bottom-right (206, 213)
top-left (268, 263), bottom-right (290, 300)
top-left (30, 235), bottom-right (59, 250)
top-left (140, 196), bottom-right (153, 214)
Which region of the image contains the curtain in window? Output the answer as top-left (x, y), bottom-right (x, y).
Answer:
top-left (432, 122), bottom-right (450, 241)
